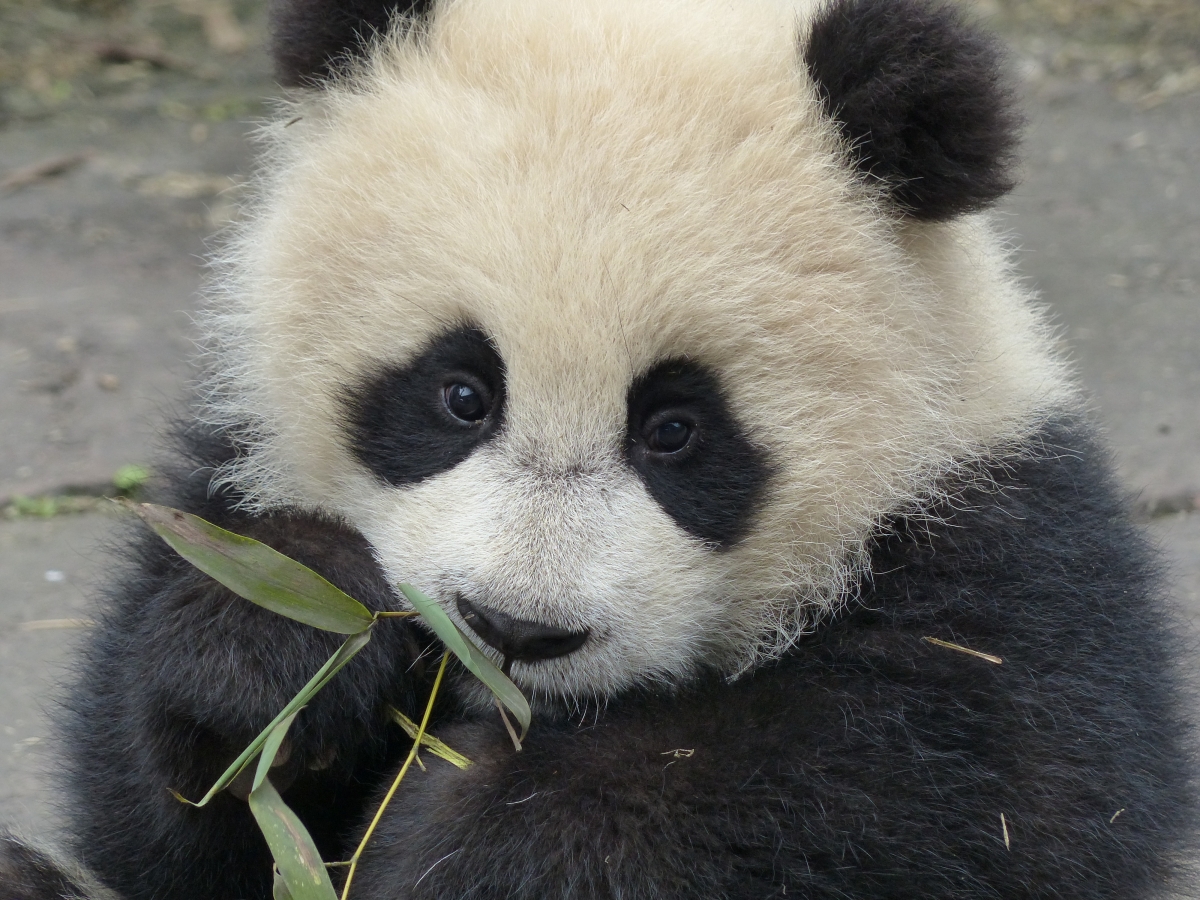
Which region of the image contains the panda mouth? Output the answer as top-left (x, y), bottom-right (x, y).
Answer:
top-left (455, 594), bottom-right (590, 665)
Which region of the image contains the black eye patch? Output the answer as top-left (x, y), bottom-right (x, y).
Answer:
top-left (343, 326), bottom-right (506, 486)
top-left (626, 360), bottom-right (772, 549)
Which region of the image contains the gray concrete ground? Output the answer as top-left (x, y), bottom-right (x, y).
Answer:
top-left (1, 0), bottom-right (275, 833)
top-left (1, 1), bottom-right (1198, 856)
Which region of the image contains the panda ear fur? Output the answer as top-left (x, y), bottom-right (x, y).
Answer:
top-left (269, 0), bottom-right (435, 86)
top-left (803, 0), bottom-right (1021, 221)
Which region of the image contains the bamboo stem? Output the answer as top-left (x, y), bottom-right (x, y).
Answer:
top-left (339, 650), bottom-right (450, 900)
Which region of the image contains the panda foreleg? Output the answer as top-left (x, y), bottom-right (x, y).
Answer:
top-left (61, 506), bottom-right (435, 900)
top-left (0, 831), bottom-right (122, 900)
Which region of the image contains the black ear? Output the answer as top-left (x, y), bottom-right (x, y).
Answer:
top-left (804, 0), bottom-right (1020, 221)
top-left (269, 0), bottom-right (435, 86)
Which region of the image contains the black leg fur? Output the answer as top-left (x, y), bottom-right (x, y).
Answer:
top-left (804, 0), bottom-right (1021, 220)
top-left (57, 422), bottom-right (439, 900)
top-left (0, 832), bottom-right (119, 900)
top-left (351, 418), bottom-right (1195, 899)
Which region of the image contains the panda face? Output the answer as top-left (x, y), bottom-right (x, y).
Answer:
top-left (336, 322), bottom-right (773, 700)
top-left (207, 0), bottom-right (1072, 702)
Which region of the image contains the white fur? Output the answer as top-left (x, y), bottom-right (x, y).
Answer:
top-left (202, 0), bottom-right (1075, 701)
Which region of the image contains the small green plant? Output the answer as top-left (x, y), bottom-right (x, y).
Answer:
top-left (2, 465), bottom-right (151, 519)
top-left (112, 464), bottom-right (151, 495)
top-left (128, 502), bottom-right (531, 900)
top-left (3, 493), bottom-right (99, 518)
top-left (6, 495), bottom-right (71, 517)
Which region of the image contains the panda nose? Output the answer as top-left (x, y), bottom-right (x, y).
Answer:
top-left (456, 595), bottom-right (589, 662)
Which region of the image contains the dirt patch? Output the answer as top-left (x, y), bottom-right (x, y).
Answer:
top-left (969, 0), bottom-right (1200, 104)
top-left (0, 0), bottom-right (265, 126)
top-left (982, 0), bottom-right (1200, 44)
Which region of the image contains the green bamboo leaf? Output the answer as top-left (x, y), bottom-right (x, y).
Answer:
top-left (398, 583), bottom-right (531, 739)
top-left (254, 711), bottom-right (300, 792)
top-left (173, 627), bottom-right (374, 807)
top-left (248, 777), bottom-right (337, 900)
top-left (129, 503), bottom-right (374, 634)
top-left (273, 868), bottom-right (296, 900)
top-left (388, 706), bottom-right (473, 769)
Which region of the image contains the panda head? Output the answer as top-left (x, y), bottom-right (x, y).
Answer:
top-left (208, 0), bottom-right (1071, 705)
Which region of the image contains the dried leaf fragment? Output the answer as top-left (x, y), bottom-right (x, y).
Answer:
top-left (922, 636), bottom-right (1003, 665)
top-left (389, 707), bottom-right (473, 769)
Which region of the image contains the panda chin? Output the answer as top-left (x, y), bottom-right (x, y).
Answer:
top-left (443, 622), bottom-right (708, 714)
top-left (451, 595), bottom-right (615, 708)
top-left (449, 651), bottom-right (619, 717)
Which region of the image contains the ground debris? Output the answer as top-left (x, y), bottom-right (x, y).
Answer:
top-left (82, 39), bottom-right (187, 70)
top-left (1, 152), bottom-right (91, 193)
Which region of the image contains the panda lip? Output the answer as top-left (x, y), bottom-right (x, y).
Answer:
top-left (455, 595), bottom-right (589, 662)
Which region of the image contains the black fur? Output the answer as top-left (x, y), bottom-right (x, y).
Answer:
top-left (2, 421), bottom-right (1194, 900)
top-left (804, 0), bottom-right (1021, 220)
top-left (269, 0), bottom-right (434, 86)
top-left (625, 360), bottom-right (772, 548)
top-left (57, 423), bottom-right (439, 900)
top-left (350, 419), bottom-right (1195, 899)
top-left (0, 833), bottom-right (117, 900)
top-left (344, 327), bottom-right (507, 488)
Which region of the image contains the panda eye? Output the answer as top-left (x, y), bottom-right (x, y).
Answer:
top-left (645, 418), bottom-right (693, 455)
top-left (444, 382), bottom-right (490, 423)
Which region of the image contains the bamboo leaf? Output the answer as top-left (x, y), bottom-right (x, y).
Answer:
top-left (248, 777), bottom-right (337, 900)
top-left (129, 503), bottom-right (374, 634)
top-left (174, 627), bottom-right (374, 807)
top-left (254, 711), bottom-right (300, 793)
top-left (387, 707), bottom-right (473, 769)
top-left (398, 583), bottom-right (531, 739)
top-left (273, 868), bottom-right (296, 900)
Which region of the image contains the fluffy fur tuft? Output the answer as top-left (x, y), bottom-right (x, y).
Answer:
top-left (269, 0), bottom-right (434, 85)
top-left (805, 0), bottom-right (1022, 220)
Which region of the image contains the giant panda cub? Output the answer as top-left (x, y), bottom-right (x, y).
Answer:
top-left (1, 0), bottom-right (1194, 898)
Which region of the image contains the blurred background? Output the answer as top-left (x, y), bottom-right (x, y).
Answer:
top-left (1, 0), bottom-right (1198, 839)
